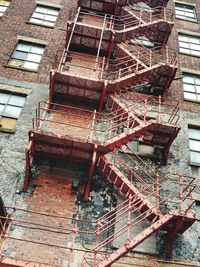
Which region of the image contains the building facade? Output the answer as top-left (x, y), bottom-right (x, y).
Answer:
top-left (0, 0), bottom-right (200, 266)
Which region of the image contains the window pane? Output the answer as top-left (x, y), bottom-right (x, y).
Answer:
top-left (180, 42), bottom-right (190, 48)
top-left (176, 10), bottom-right (185, 16)
top-left (189, 140), bottom-right (200, 151)
top-left (9, 95), bottom-right (26, 107)
top-left (12, 51), bottom-right (28, 60)
top-left (33, 12), bottom-right (45, 19)
top-left (191, 50), bottom-right (200, 56)
top-left (180, 48), bottom-right (190, 54)
top-left (29, 18), bottom-right (42, 24)
top-left (35, 6), bottom-right (47, 14)
top-left (4, 105), bottom-right (22, 119)
top-left (30, 46), bottom-right (45, 54)
top-left (0, 93), bottom-right (10, 104)
top-left (184, 92), bottom-right (197, 100)
top-left (0, 6), bottom-right (6, 12)
top-left (17, 43), bottom-right (31, 52)
top-left (183, 76), bottom-right (194, 84)
top-left (184, 84), bottom-right (195, 92)
top-left (196, 86), bottom-right (200, 93)
top-left (190, 44), bottom-right (200, 51)
top-left (27, 53), bottom-right (42, 63)
top-left (179, 35), bottom-right (188, 42)
top-left (189, 128), bottom-right (200, 140)
top-left (190, 151), bottom-right (200, 164)
top-left (47, 9), bottom-right (59, 15)
top-left (189, 37), bottom-right (200, 44)
top-left (45, 14), bottom-right (57, 22)
top-left (0, 104), bottom-right (5, 115)
top-left (187, 12), bottom-right (195, 18)
top-left (195, 77), bottom-right (200, 85)
top-left (23, 61), bottom-right (39, 70)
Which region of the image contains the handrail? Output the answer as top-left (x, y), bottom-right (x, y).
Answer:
top-left (68, 6), bottom-right (174, 33)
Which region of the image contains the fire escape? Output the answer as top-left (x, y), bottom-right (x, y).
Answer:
top-left (11, 0), bottom-right (196, 266)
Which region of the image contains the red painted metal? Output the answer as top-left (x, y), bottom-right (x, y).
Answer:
top-left (19, 0), bottom-right (198, 265)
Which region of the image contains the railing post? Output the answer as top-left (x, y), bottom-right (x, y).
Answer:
top-left (125, 194), bottom-right (132, 249)
top-left (144, 99), bottom-right (147, 123)
top-left (90, 110), bottom-right (96, 141)
top-left (179, 175), bottom-right (183, 212)
top-left (139, 10), bottom-right (142, 26)
top-left (150, 49), bottom-right (152, 67)
top-left (68, 213), bottom-right (79, 267)
top-left (118, 68), bottom-right (121, 79)
top-left (94, 221), bottom-right (101, 267)
top-left (158, 95), bottom-right (161, 122)
top-left (164, 7), bottom-right (167, 22)
top-left (156, 173), bottom-right (160, 213)
top-left (166, 46), bottom-right (169, 64)
top-left (100, 56), bottom-right (105, 80)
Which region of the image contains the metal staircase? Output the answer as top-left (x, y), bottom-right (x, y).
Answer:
top-left (20, 0), bottom-right (197, 265)
top-left (93, 149), bottom-right (196, 266)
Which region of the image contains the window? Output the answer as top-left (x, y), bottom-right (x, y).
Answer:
top-left (29, 5), bottom-right (59, 27)
top-left (0, 0), bottom-right (10, 17)
top-left (178, 34), bottom-right (200, 56)
top-left (183, 74), bottom-right (200, 102)
top-left (9, 41), bottom-right (45, 71)
top-left (188, 127), bottom-right (200, 165)
top-left (0, 92), bottom-right (26, 132)
top-left (175, 3), bottom-right (197, 21)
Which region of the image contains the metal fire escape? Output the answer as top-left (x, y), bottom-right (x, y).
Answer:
top-left (16, 0), bottom-right (196, 266)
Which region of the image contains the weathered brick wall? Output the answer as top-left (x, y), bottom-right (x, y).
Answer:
top-left (167, 0), bottom-right (200, 113)
top-left (0, 0), bottom-right (76, 85)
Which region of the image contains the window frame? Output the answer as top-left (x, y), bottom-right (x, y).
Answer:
top-left (0, 0), bottom-right (10, 18)
top-left (29, 4), bottom-right (60, 28)
top-left (188, 126), bottom-right (200, 166)
top-left (183, 73), bottom-right (200, 103)
top-left (175, 3), bottom-right (197, 22)
top-left (178, 34), bottom-right (200, 57)
top-left (8, 40), bottom-right (45, 72)
top-left (0, 90), bottom-right (26, 133)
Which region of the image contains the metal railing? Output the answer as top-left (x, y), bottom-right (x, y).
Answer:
top-left (53, 44), bottom-right (177, 83)
top-left (68, 6), bottom-right (173, 32)
top-left (107, 91), bottom-right (180, 125)
top-left (32, 100), bottom-right (180, 145)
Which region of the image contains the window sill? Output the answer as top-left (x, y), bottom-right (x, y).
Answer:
top-left (176, 17), bottom-right (198, 24)
top-left (4, 64), bottom-right (38, 73)
top-left (0, 127), bottom-right (15, 133)
top-left (26, 21), bottom-right (55, 29)
top-left (189, 161), bottom-right (200, 167)
top-left (184, 98), bottom-right (200, 104)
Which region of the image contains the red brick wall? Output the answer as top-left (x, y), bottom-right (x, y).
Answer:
top-left (0, 0), bottom-right (76, 85)
top-left (167, 0), bottom-right (200, 113)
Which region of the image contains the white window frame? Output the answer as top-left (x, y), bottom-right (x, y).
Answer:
top-left (175, 3), bottom-right (197, 21)
top-left (0, 91), bottom-right (26, 132)
top-left (0, 0), bottom-right (10, 17)
top-left (188, 127), bottom-right (200, 165)
top-left (183, 73), bottom-right (200, 102)
top-left (29, 4), bottom-right (60, 27)
top-left (9, 41), bottom-right (45, 71)
top-left (179, 34), bottom-right (200, 57)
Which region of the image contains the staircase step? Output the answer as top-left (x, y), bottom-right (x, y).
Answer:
top-left (97, 155), bottom-right (158, 223)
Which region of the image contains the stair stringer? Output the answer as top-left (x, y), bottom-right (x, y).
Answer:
top-left (97, 212), bottom-right (174, 267)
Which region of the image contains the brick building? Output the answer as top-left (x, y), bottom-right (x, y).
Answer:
top-left (0, 0), bottom-right (200, 266)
